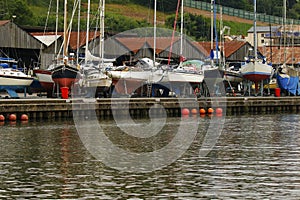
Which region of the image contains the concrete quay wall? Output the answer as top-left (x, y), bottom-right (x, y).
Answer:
top-left (0, 97), bottom-right (299, 120)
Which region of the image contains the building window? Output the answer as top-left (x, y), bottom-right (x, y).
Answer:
top-left (261, 33), bottom-right (264, 37)
top-left (261, 39), bottom-right (264, 44)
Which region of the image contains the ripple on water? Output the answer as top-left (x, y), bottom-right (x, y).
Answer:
top-left (0, 115), bottom-right (299, 198)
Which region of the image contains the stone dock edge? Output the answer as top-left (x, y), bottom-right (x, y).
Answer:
top-left (0, 97), bottom-right (299, 120)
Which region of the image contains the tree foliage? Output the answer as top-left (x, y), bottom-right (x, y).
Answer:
top-left (2, 0), bottom-right (300, 39)
top-left (0, 0), bottom-right (35, 25)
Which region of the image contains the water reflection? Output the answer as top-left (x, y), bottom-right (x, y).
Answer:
top-left (0, 114), bottom-right (299, 199)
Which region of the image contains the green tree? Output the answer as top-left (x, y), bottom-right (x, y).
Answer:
top-left (290, 2), bottom-right (300, 19)
top-left (165, 13), bottom-right (210, 41)
top-left (130, 0), bottom-right (179, 13)
top-left (105, 13), bottom-right (150, 33)
top-left (6, 0), bottom-right (35, 25)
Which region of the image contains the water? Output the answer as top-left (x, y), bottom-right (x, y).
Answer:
top-left (0, 114), bottom-right (300, 199)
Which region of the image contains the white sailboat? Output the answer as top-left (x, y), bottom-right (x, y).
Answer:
top-left (203, 0), bottom-right (224, 86)
top-left (107, 0), bottom-right (163, 96)
top-left (0, 57), bottom-right (34, 97)
top-left (156, 0), bottom-right (204, 97)
top-left (108, 58), bottom-right (161, 95)
top-left (51, 0), bottom-right (80, 92)
top-left (219, 6), bottom-right (243, 85)
top-left (81, 0), bottom-right (113, 97)
top-left (240, 0), bottom-right (273, 95)
top-left (33, 0), bottom-right (59, 95)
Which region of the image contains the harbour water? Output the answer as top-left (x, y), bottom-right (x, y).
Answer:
top-left (0, 113), bottom-right (300, 199)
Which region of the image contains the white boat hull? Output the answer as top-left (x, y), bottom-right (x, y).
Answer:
top-left (161, 71), bottom-right (204, 83)
top-left (0, 69), bottom-right (33, 86)
top-left (241, 61), bottom-right (273, 82)
top-left (84, 77), bottom-right (112, 88)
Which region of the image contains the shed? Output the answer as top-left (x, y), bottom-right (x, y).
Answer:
top-left (0, 20), bottom-right (43, 68)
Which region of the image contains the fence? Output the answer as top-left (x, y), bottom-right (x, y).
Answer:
top-left (184, 0), bottom-right (300, 25)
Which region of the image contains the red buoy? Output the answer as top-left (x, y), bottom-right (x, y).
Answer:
top-left (181, 108), bottom-right (190, 116)
top-left (20, 114), bottom-right (29, 121)
top-left (191, 108), bottom-right (198, 115)
top-left (216, 108), bottom-right (223, 115)
top-left (207, 108), bottom-right (214, 114)
top-left (9, 114), bottom-right (17, 121)
top-left (0, 114), bottom-right (5, 121)
top-left (199, 108), bottom-right (206, 115)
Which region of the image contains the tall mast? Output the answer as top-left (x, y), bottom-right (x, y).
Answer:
top-left (214, 0), bottom-right (218, 65)
top-left (77, 0), bottom-right (81, 64)
top-left (253, 0), bottom-right (257, 60)
top-left (168, 0), bottom-right (181, 65)
top-left (85, 0), bottom-right (90, 64)
top-left (100, 0), bottom-right (105, 64)
top-left (55, 0), bottom-right (59, 58)
top-left (180, 0), bottom-right (184, 56)
top-left (210, 0), bottom-right (214, 65)
top-left (153, 0), bottom-right (157, 68)
top-left (63, 0), bottom-right (68, 59)
top-left (283, 0), bottom-right (287, 64)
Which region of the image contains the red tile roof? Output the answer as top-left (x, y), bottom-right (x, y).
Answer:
top-left (196, 40), bottom-right (247, 57)
top-left (259, 46), bottom-right (300, 65)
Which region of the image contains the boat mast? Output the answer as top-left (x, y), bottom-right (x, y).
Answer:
top-left (180, 0), bottom-right (184, 57)
top-left (85, 0), bottom-right (90, 64)
top-left (213, 0), bottom-right (219, 65)
top-left (283, 0), bottom-right (287, 64)
top-left (55, 0), bottom-right (59, 59)
top-left (253, 0), bottom-right (257, 60)
top-left (210, 0), bottom-right (214, 66)
top-left (220, 5), bottom-right (224, 68)
top-left (100, 0), bottom-right (105, 65)
top-left (153, 0), bottom-right (157, 68)
top-left (167, 0), bottom-right (181, 65)
top-left (77, 0), bottom-right (81, 64)
top-left (63, 0), bottom-right (68, 61)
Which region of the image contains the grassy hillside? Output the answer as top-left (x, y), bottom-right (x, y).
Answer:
top-left (24, 2), bottom-right (253, 39)
top-left (104, 3), bottom-right (252, 36)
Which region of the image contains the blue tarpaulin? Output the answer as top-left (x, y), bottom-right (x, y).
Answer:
top-left (276, 74), bottom-right (300, 95)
